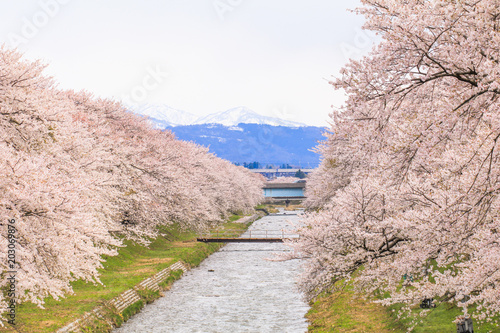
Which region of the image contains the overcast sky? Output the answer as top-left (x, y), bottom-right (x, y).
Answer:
top-left (0, 0), bottom-right (377, 126)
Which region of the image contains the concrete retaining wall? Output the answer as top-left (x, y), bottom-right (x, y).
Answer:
top-left (55, 261), bottom-right (189, 333)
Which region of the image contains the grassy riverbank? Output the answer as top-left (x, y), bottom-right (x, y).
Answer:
top-left (306, 282), bottom-right (500, 332)
top-left (0, 214), bottom-right (252, 333)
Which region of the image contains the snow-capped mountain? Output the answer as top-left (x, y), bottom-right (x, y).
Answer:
top-left (132, 104), bottom-right (198, 127)
top-left (130, 104), bottom-right (306, 128)
top-left (128, 104), bottom-right (323, 167)
top-left (193, 106), bottom-right (306, 127)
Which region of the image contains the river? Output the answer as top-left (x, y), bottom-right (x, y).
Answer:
top-left (114, 209), bottom-right (310, 333)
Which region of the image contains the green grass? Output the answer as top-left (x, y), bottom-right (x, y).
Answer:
top-left (307, 282), bottom-right (500, 333)
top-left (228, 214), bottom-right (243, 222)
top-left (307, 284), bottom-right (401, 333)
top-left (0, 217), bottom-right (249, 333)
top-left (386, 302), bottom-right (500, 332)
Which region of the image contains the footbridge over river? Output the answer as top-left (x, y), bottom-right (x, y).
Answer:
top-left (197, 228), bottom-right (299, 243)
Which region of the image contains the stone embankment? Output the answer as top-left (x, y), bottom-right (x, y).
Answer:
top-left (55, 261), bottom-right (189, 333)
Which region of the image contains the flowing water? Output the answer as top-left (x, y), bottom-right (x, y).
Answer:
top-left (114, 210), bottom-right (310, 333)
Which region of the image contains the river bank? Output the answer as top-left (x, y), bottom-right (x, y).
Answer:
top-left (306, 280), bottom-right (500, 332)
top-left (0, 214), bottom-right (258, 333)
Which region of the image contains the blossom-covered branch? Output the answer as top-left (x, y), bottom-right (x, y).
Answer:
top-left (296, 0), bottom-right (500, 323)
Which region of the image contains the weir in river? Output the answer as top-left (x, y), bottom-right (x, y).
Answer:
top-left (114, 210), bottom-right (310, 333)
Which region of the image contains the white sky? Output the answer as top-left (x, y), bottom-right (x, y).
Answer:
top-left (0, 0), bottom-right (377, 126)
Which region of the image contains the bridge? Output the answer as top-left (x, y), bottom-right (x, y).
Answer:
top-left (250, 168), bottom-right (314, 180)
top-left (197, 229), bottom-right (298, 243)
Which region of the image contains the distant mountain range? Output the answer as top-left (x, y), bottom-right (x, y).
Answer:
top-left (162, 123), bottom-right (325, 167)
top-left (133, 104), bottom-right (306, 128)
top-left (130, 104), bottom-right (325, 167)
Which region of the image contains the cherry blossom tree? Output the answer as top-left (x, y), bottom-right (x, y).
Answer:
top-left (0, 46), bottom-right (263, 323)
top-left (0, 47), bottom-right (122, 311)
top-left (296, 0), bottom-right (500, 324)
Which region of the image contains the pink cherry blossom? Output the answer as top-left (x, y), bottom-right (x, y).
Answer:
top-left (0, 46), bottom-right (263, 322)
top-left (296, 0), bottom-right (500, 323)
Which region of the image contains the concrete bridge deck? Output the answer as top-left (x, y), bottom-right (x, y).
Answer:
top-left (196, 229), bottom-right (298, 243)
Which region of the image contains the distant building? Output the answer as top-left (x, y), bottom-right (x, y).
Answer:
top-left (262, 182), bottom-right (306, 199)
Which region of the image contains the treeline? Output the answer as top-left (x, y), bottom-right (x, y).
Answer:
top-left (0, 47), bottom-right (263, 319)
top-left (235, 162), bottom-right (299, 169)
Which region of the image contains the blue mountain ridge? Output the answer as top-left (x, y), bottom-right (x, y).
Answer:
top-left (163, 123), bottom-right (326, 168)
